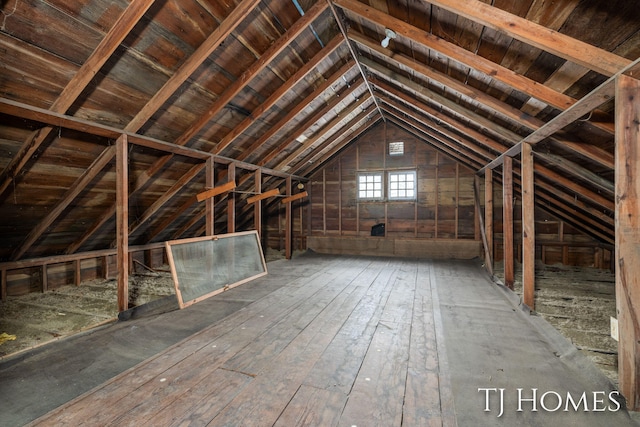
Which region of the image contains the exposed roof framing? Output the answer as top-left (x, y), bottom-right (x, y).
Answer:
top-left (1, 0), bottom-right (639, 259)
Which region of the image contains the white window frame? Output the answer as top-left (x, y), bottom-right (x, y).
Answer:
top-left (357, 172), bottom-right (384, 200)
top-left (388, 170), bottom-right (417, 200)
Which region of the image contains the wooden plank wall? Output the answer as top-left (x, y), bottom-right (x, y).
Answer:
top-left (308, 122), bottom-right (476, 244)
top-left (308, 122), bottom-right (611, 268)
top-left (486, 183), bottom-right (613, 269)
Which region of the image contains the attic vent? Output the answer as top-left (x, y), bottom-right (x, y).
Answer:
top-left (389, 141), bottom-right (404, 156)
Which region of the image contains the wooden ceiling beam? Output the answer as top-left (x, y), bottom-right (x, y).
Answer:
top-left (214, 34), bottom-right (345, 154)
top-left (381, 101), bottom-right (490, 166)
top-left (371, 77), bottom-right (508, 155)
top-left (480, 56), bottom-right (640, 173)
top-left (295, 109), bottom-right (380, 176)
top-left (384, 111), bottom-right (485, 169)
top-left (334, 0), bottom-right (578, 111)
top-left (350, 30), bottom-right (614, 168)
top-left (424, 0), bottom-right (631, 77)
top-left (126, 0), bottom-right (262, 132)
top-left (0, 0), bottom-right (155, 198)
top-left (271, 95), bottom-right (371, 169)
top-left (236, 61), bottom-right (357, 163)
top-left (326, 0), bottom-right (385, 120)
top-left (11, 145), bottom-right (117, 261)
top-left (377, 86), bottom-right (614, 217)
top-left (362, 56), bottom-right (519, 144)
top-left (368, 66), bottom-right (616, 207)
top-left (285, 103), bottom-right (377, 173)
top-left (175, 0), bottom-right (329, 146)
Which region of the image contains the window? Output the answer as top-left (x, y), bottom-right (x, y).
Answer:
top-left (358, 173), bottom-right (383, 199)
top-left (388, 171), bottom-right (416, 200)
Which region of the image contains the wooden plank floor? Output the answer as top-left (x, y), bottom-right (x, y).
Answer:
top-left (28, 254), bottom-right (454, 426)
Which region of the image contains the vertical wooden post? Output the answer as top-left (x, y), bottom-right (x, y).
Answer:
top-left (503, 156), bottom-right (514, 289)
top-left (435, 152), bottom-right (439, 238)
top-left (615, 73), bottom-right (640, 411)
top-left (474, 175), bottom-right (492, 275)
top-left (522, 142), bottom-right (535, 309)
top-left (254, 169), bottom-right (262, 236)
top-left (1, 269), bottom-right (6, 301)
top-left (227, 163), bottom-right (236, 233)
top-left (285, 176), bottom-right (292, 260)
top-left (116, 133), bottom-right (129, 312)
top-left (206, 157), bottom-right (215, 236)
top-left (485, 169), bottom-right (494, 275)
top-left (75, 259), bottom-right (81, 286)
top-left (42, 264), bottom-right (48, 292)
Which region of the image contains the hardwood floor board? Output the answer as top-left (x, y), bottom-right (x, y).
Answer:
top-left (273, 385), bottom-right (347, 427)
top-left (220, 259), bottom-right (371, 376)
top-left (119, 368), bottom-right (253, 426)
top-left (205, 259), bottom-right (401, 426)
top-left (19, 255), bottom-right (639, 427)
top-left (403, 292), bottom-right (443, 426)
top-left (34, 257), bottom-right (358, 425)
top-left (337, 260), bottom-right (417, 426)
top-left (300, 259), bottom-right (402, 394)
top-left (379, 259), bottom-right (418, 325)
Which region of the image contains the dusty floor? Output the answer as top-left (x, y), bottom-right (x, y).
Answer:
top-left (1, 254), bottom-right (619, 386)
top-left (493, 261), bottom-right (618, 385)
top-left (0, 248), bottom-right (289, 358)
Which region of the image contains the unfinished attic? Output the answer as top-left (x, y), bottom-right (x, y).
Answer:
top-left (1, 0), bottom-right (640, 425)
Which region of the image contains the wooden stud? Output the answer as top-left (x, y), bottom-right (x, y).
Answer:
top-left (615, 73), bottom-right (640, 411)
top-left (116, 134), bottom-right (129, 312)
top-left (503, 156), bottom-right (514, 289)
top-left (206, 158), bottom-right (215, 236)
top-left (1, 269), bottom-right (6, 301)
top-left (522, 142), bottom-right (535, 309)
top-left (227, 164), bottom-right (236, 233)
top-left (485, 169), bottom-right (494, 275)
top-left (254, 169), bottom-right (262, 237)
top-left (285, 176), bottom-right (292, 260)
top-left (75, 259), bottom-right (81, 286)
top-left (42, 264), bottom-right (48, 293)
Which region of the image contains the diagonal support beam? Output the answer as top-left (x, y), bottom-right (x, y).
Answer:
top-left (11, 145), bottom-right (116, 261)
top-left (0, 0), bottom-right (155, 198)
top-left (424, 0), bottom-right (630, 77)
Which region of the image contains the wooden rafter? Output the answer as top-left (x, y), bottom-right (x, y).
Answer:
top-left (425, 0), bottom-right (631, 77)
top-left (372, 72), bottom-right (616, 214)
top-left (296, 108), bottom-right (380, 176)
top-left (479, 56), bottom-right (640, 172)
top-left (270, 95), bottom-right (371, 169)
top-left (214, 34), bottom-right (345, 154)
top-left (125, 0), bottom-right (262, 132)
top-left (0, 0), bottom-right (155, 198)
top-left (237, 64), bottom-right (359, 163)
top-left (334, 0), bottom-right (586, 112)
top-left (350, 30), bottom-right (614, 166)
top-left (11, 145), bottom-right (117, 261)
top-left (175, 1), bottom-right (329, 146)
